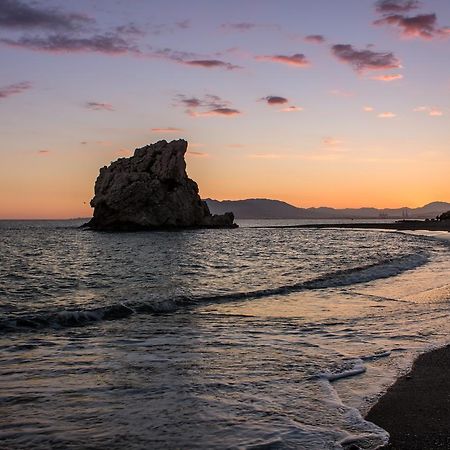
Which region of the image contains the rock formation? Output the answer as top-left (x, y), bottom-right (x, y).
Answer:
top-left (85, 139), bottom-right (236, 230)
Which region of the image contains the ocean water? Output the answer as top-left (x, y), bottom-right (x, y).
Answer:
top-left (0, 220), bottom-right (449, 449)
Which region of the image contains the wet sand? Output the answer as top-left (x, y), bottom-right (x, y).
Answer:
top-left (366, 345), bottom-right (450, 449)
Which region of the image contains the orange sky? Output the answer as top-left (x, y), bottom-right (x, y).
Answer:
top-left (0, 0), bottom-right (449, 218)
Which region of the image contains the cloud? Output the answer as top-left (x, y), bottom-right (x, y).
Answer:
top-left (178, 96), bottom-right (202, 108)
top-left (0, 0), bottom-right (93, 31)
top-left (151, 127), bottom-right (184, 132)
top-left (260, 96), bottom-right (303, 112)
top-left (371, 73), bottom-right (403, 81)
top-left (1, 33), bottom-right (139, 54)
top-left (304, 34), bottom-right (325, 43)
top-left (429, 109), bottom-right (443, 116)
top-left (323, 137), bottom-right (343, 146)
top-left (413, 106), bottom-right (444, 116)
top-left (255, 53), bottom-right (310, 67)
top-left (331, 44), bottom-right (401, 71)
top-left (150, 48), bottom-right (240, 70)
top-left (220, 22), bottom-right (280, 32)
top-left (85, 102), bottom-right (114, 111)
top-left (184, 59), bottom-right (241, 70)
top-left (375, 0), bottom-right (420, 14)
top-left (146, 20), bottom-right (191, 35)
top-left (189, 108), bottom-right (240, 117)
top-left (186, 151), bottom-right (209, 157)
top-left (176, 19), bottom-right (191, 30)
top-left (262, 96), bottom-right (288, 105)
top-left (0, 81), bottom-right (31, 99)
top-left (221, 22), bottom-right (257, 32)
top-left (115, 23), bottom-right (145, 36)
top-left (37, 149), bottom-right (50, 155)
top-left (374, 13), bottom-right (443, 39)
top-left (175, 94), bottom-right (241, 118)
top-left (363, 106), bottom-right (375, 112)
top-left (280, 105), bottom-right (303, 112)
top-left (377, 112), bottom-right (396, 118)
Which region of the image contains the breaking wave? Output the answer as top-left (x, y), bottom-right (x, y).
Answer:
top-left (0, 252), bottom-right (428, 333)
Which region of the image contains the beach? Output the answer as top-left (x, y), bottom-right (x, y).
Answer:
top-left (366, 344), bottom-right (450, 449)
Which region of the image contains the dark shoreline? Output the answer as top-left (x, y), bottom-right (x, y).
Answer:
top-left (260, 220), bottom-right (450, 232)
top-left (366, 345), bottom-right (450, 449)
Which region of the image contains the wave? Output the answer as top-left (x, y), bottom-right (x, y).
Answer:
top-left (0, 252), bottom-right (428, 333)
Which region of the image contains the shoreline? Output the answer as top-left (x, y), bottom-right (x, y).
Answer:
top-left (366, 344), bottom-right (450, 449)
top-left (260, 221), bottom-right (450, 232)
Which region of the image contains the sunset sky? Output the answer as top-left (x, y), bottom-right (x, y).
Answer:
top-left (0, 0), bottom-right (449, 218)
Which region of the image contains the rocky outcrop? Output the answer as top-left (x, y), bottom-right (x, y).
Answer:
top-left (85, 139), bottom-right (236, 231)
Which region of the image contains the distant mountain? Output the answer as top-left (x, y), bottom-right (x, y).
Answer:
top-left (205, 198), bottom-right (450, 220)
top-left (206, 199), bottom-right (301, 219)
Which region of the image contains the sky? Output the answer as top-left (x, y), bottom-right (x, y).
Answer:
top-left (0, 0), bottom-right (449, 218)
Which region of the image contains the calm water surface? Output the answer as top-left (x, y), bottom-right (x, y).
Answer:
top-left (0, 220), bottom-right (449, 449)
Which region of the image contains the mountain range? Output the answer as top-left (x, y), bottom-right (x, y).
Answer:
top-left (205, 199), bottom-right (450, 220)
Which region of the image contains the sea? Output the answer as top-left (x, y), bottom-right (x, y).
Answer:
top-left (0, 219), bottom-right (449, 449)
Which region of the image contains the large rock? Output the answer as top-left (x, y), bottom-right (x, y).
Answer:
top-left (85, 139), bottom-right (236, 230)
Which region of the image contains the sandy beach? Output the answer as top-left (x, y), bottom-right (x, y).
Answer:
top-left (366, 345), bottom-right (450, 449)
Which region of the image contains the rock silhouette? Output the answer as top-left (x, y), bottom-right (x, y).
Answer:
top-left (85, 139), bottom-right (236, 230)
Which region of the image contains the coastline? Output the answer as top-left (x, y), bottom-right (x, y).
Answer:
top-left (366, 344), bottom-right (450, 449)
top-left (261, 221), bottom-right (450, 232)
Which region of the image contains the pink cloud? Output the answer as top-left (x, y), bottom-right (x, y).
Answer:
top-left (363, 106), bottom-right (375, 112)
top-left (375, 0), bottom-right (421, 14)
top-left (189, 108), bottom-right (241, 117)
top-left (374, 13), bottom-right (446, 39)
top-left (413, 106), bottom-right (444, 116)
top-left (85, 102), bottom-right (114, 111)
top-left (323, 137), bottom-right (343, 146)
top-left (184, 59), bottom-right (241, 70)
top-left (261, 96), bottom-right (288, 105)
top-left (175, 94), bottom-right (241, 118)
top-left (220, 23), bottom-right (280, 33)
top-left (377, 112), bottom-right (397, 118)
top-left (256, 53), bottom-right (310, 67)
top-left (304, 34), bottom-right (325, 43)
top-left (0, 0), bottom-right (94, 31)
top-left (280, 105), bottom-right (303, 112)
top-left (0, 81), bottom-right (32, 99)
top-left (1, 33), bottom-right (139, 55)
top-left (371, 73), bottom-right (403, 81)
top-left (331, 44), bottom-right (401, 71)
top-left (150, 49), bottom-right (240, 70)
